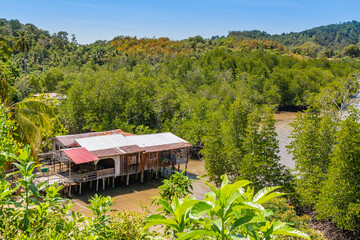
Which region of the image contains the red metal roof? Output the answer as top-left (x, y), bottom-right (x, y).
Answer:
top-left (54, 129), bottom-right (134, 147)
top-left (62, 148), bottom-right (99, 164)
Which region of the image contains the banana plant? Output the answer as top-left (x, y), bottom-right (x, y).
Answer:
top-left (146, 174), bottom-right (310, 240)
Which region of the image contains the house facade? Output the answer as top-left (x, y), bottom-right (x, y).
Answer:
top-left (48, 130), bottom-right (191, 192)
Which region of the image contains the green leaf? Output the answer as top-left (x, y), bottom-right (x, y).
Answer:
top-left (191, 201), bottom-right (213, 218)
top-left (271, 221), bottom-right (310, 239)
top-left (29, 183), bottom-right (39, 198)
top-left (177, 230), bottom-right (216, 240)
top-left (253, 186), bottom-right (284, 204)
top-left (230, 214), bottom-right (255, 232)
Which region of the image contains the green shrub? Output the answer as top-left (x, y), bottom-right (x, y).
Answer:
top-left (264, 198), bottom-right (325, 240)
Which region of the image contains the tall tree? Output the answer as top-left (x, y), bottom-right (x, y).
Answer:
top-left (287, 110), bottom-right (337, 206)
top-left (240, 108), bottom-right (293, 191)
top-left (13, 31), bottom-right (30, 71)
top-left (202, 102), bottom-right (291, 190)
top-left (315, 107), bottom-right (360, 230)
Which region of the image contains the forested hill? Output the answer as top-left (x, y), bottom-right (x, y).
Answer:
top-left (229, 20), bottom-right (360, 57)
top-left (1, 17), bottom-right (360, 139)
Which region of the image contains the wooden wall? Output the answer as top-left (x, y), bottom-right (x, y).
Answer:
top-left (117, 148), bottom-right (189, 176)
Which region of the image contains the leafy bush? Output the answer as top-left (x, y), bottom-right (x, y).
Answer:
top-left (264, 198), bottom-right (325, 240)
top-left (146, 175), bottom-right (310, 240)
top-left (154, 170), bottom-right (194, 204)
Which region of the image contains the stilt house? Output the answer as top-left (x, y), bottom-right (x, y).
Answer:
top-left (40, 130), bottom-right (191, 194)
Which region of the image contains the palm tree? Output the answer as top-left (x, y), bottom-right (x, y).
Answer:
top-left (1, 74), bottom-right (55, 159)
top-left (13, 31), bottom-right (30, 71)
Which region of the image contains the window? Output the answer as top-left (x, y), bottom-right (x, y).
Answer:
top-left (127, 155), bottom-right (137, 165)
top-left (161, 151), bottom-right (171, 159)
top-left (149, 152), bottom-right (157, 160)
top-left (55, 144), bottom-right (60, 150)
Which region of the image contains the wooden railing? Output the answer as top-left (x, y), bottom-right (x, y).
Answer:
top-left (96, 168), bottom-right (115, 179)
top-left (70, 171), bottom-right (97, 183)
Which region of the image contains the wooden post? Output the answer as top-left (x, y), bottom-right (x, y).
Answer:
top-left (79, 182), bottom-right (82, 195)
top-left (68, 161), bottom-right (71, 176)
top-left (141, 171), bottom-right (144, 183)
top-left (68, 161), bottom-right (72, 197)
top-left (185, 148), bottom-right (189, 176)
top-left (95, 162), bottom-right (97, 177)
top-left (126, 174), bottom-right (129, 186)
top-left (96, 179), bottom-right (99, 191)
top-left (112, 177), bottom-right (115, 188)
top-left (90, 181), bottom-right (92, 189)
top-left (155, 167), bottom-right (158, 179)
top-left (103, 179), bottom-right (105, 190)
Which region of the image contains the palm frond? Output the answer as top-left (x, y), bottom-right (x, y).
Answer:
top-left (14, 99), bottom-right (56, 130)
top-left (13, 113), bottom-right (41, 149)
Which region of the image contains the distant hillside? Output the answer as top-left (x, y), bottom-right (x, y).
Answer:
top-left (229, 20), bottom-right (360, 51)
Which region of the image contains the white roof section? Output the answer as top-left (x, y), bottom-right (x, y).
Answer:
top-left (75, 132), bottom-right (189, 152)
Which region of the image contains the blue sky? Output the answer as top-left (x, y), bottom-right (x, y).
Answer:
top-left (1, 0), bottom-right (359, 44)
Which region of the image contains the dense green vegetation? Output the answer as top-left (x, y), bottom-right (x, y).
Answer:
top-left (229, 20), bottom-right (360, 57)
top-left (1, 18), bottom-right (360, 238)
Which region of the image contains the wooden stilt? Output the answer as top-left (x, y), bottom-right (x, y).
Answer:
top-left (112, 177), bottom-right (115, 188)
top-left (178, 164), bottom-right (180, 172)
top-left (96, 179), bottom-right (99, 191)
top-left (126, 174), bottom-right (130, 186)
top-left (155, 168), bottom-right (158, 179)
top-left (141, 171), bottom-right (144, 183)
top-left (79, 183), bottom-right (82, 195)
top-left (69, 184), bottom-right (72, 197)
top-left (90, 181), bottom-right (92, 189)
top-left (107, 177), bottom-right (109, 185)
top-left (103, 179), bottom-right (105, 190)
top-left (185, 147), bottom-right (189, 176)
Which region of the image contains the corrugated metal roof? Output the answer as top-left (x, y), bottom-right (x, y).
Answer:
top-left (91, 145), bottom-right (143, 158)
top-left (54, 129), bottom-right (133, 146)
top-left (62, 148), bottom-right (99, 164)
top-left (75, 132), bottom-right (189, 152)
top-left (143, 142), bottom-right (192, 153)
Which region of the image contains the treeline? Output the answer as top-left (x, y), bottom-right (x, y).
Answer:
top-left (229, 20), bottom-right (360, 58)
top-left (1, 19), bottom-right (360, 146)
